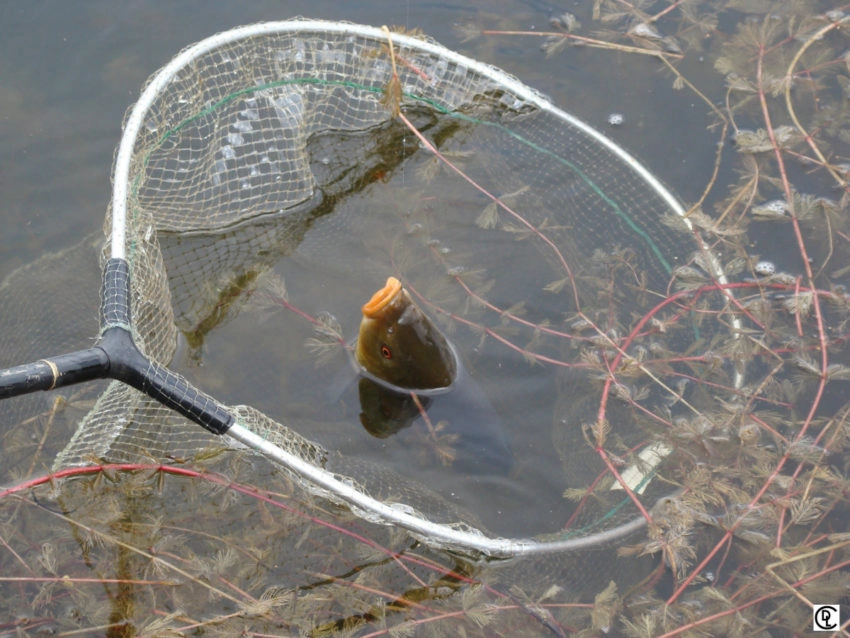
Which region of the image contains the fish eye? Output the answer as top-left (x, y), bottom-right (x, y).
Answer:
top-left (380, 344), bottom-right (392, 359)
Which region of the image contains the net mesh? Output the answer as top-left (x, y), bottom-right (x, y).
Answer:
top-left (36, 19), bottom-right (727, 553)
top-left (4, 11), bottom-right (850, 634)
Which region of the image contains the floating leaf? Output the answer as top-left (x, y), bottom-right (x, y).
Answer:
top-left (785, 437), bottom-right (826, 464)
top-left (453, 21), bottom-right (481, 43)
top-left (790, 497), bottom-right (825, 525)
top-left (782, 291), bottom-right (813, 316)
top-left (314, 310), bottom-right (343, 340)
top-left (466, 607), bottom-right (496, 628)
top-left (542, 35), bottom-right (570, 58)
top-left (734, 128), bottom-right (773, 153)
top-left (827, 364), bottom-right (850, 381)
top-left (725, 73), bottom-right (756, 92)
top-left (540, 583), bottom-right (563, 601)
top-left (563, 486), bottom-right (591, 501)
top-left (476, 201), bottom-right (500, 229)
top-left (544, 277), bottom-right (571, 293)
top-left (714, 55), bottom-right (735, 75)
top-left (388, 621), bottom-right (416, 638)
top-left (592, 581), bottom-right (620, 632)
top-left (550, 12), bottom-right (580, 32)
top-left (591, 418), bottom-right (610, 447)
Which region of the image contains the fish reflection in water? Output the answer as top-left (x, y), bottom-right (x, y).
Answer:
top-left (352, 277), bottom-right (512, 475)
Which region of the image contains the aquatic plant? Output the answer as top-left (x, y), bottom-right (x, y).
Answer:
top-left (2, 3), bottom-right (850, 635)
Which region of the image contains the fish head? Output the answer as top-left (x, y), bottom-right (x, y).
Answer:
top-left (355, 276), bottom-right (457, 392)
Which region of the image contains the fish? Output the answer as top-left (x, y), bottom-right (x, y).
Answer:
top-left (355, 276), bottom-right (457, 392)
top-left (354, 276), bottom-right (512, 474)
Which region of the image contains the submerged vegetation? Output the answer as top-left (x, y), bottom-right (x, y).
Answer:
top-left (2, 1), bottom-right (850, 635)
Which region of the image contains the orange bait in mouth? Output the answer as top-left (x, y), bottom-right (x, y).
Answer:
top-left (361, 276), bottom-right (403, 318)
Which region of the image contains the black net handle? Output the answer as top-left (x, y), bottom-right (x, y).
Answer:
top-left (0, 258), bottom-right (233, 435)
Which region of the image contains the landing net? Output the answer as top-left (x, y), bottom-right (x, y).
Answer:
top-left (2, 19), bottom-right (738, 557)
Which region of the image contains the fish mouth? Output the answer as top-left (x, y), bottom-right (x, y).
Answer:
top-left (362, 276), bottom-right (402, 318)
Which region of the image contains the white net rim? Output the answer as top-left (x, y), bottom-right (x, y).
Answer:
top-left (107, 18), bottom-right (743, 557)
top-left (110, 18), bottom-right (688, 261)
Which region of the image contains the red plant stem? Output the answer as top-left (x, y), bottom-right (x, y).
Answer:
top-left (561, 438), bottom-right (654, 530)
top-left (660, 555), bottom-right (850, 637)
top-left (396, 110), bottom-right (583, 312)
top-left (263, 292), bottom-right (349, 348)
top-left (445, 266), bottom-right (584, 343)
top-left (649, 0), bottom-right (684, 22)
top-left (668, 370), bottom-right (788, 408)
top-left (1, 464), bottom-right (500, 599)
top-left (747, 413), bottom-right (790, 445)
top-left (666, 33), bottom-right (834, 606)
top-left (793, 276), bottom-right (804, 337)
top-left (595, 447), bottom-right (653, 521)
top-left (0, 535), bottom-right (35, 576)
top-left (405, 279), bottom-right (580, 368)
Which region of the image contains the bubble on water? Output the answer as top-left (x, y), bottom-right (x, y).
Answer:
top-left (607, 113), bottom-right (625, 127)
top-left (754, 261), bottom-right (776, 276)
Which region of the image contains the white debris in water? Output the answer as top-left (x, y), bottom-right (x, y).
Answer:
top-left (628, 22), bottom-right (663, 40)
top-left (754, 261), bottom-right (776, 276)
top-left (231, 119), bottom-right (253, 133)
top-left (239, 106), bottom-right (259, 120)
top-left (607, 113), bottom-right (624, 127)
top-left (751, 199), bottom-right (790, 220)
